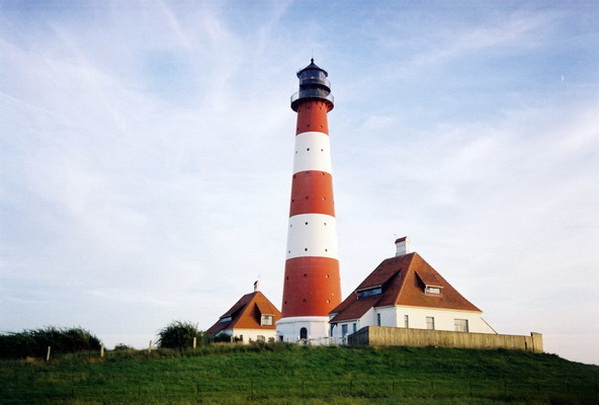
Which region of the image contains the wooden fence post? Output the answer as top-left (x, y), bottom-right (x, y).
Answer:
top-left (46, 346), bottom-right (51, 362)
top-left (100, 344), bottom-right (105, 358)
top-left (193, 336), bottom-right (197, 350)
top-left (148, 340), bottom-right (152, 353)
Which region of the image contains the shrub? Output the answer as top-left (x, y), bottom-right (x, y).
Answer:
top-left (156, 320), bottom-right (204, 349)
top-left (0, 327), bottom-right (101, 359)
top-left (210, 333), bottom-right (233, 343)
top-left (113, 343), bottom-right (134, 351)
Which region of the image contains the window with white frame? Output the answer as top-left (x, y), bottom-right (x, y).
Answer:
top-left (454, 319), bottom-right (469, 332)
top-left (426, 316), bottom-right (435, 330)
top-left (261, 315), bottom-right (273, 326)
top-left (341, 324), bottom-right (348, 337)
top-left (352, 323), bottom-right (357, 333)
top-left (377, 313), bottom-right (382, 326)
top-left (356, 287), bottom-right (382, 298)
top-left (404, 315), bottom-right (409, 328)
top-left (425, 286), bottom-right (442, 295)
top-left (257, 335), bottom-right (265, 342)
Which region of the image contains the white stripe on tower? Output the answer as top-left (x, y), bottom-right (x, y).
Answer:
top-left (292, 132), bottom-right (333, 174)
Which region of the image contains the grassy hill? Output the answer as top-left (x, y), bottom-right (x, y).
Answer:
top-left (1, 343), bottom-right (597, 404)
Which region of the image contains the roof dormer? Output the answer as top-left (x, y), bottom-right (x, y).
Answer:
top-left (416, 271), bottom-right (443, 296)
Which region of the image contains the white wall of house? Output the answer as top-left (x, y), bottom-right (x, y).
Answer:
top-left (330, 305), bottom-right (495, 340)
top-left (217, 328), bottom-right (277, 343)
top-left (394, 306), bottom-right (496, 333)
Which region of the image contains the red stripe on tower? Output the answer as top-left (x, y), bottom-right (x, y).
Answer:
top-left (277, 60), bottom-right (342, 343)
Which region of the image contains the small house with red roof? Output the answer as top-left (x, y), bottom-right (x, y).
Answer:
top-left (329, 237), bottom-right (496, 341)
top-left (207, 284), bottom-right (281, 343)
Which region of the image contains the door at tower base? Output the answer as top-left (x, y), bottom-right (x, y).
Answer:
top-left (276, 316), bottom-right (332, 345)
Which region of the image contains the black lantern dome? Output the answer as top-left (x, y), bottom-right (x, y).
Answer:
top-left (290, 59), bottom-right (334, 112)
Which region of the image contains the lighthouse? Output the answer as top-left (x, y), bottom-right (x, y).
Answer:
top-left (276, 60), bottom-right (342, 343)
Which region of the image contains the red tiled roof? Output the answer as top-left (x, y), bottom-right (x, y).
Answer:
top-left (329, 252), bottom-right (481, 323)
top-left (206, 291), bottom-right (282, 335)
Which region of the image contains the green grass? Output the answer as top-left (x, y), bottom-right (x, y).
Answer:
top-left (1, 344), bottom-right (597, 404)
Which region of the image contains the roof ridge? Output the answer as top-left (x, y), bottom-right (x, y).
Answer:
top-left (394, 252), bottom-right (417, 305)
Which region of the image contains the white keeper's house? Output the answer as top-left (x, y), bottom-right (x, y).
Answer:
top-left (329, 237), bottom-right (496, 341)
top-left (207, 286), bottom-right (281, 343)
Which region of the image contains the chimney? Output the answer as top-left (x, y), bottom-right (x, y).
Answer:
top-left (253, 280), bottom-right (260, 292)
top-left (395, 237), bottom-right (410, 257)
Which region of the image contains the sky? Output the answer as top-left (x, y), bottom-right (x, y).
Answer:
top-left (1, 0), bottom-right (598, 364)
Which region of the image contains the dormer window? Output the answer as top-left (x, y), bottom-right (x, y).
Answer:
top-left (425, 286), bottom-right (442, 295)
top-left (416, 271), bottom-right (443, 296)
top-left (261, 315), bottom-right (273, 326)
top-left (220, 316), bottom-right (232, 323)
top-left (356, 287), bottom-right (382, 298)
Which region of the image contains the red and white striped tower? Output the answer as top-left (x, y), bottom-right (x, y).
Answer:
top-left (276, 59), bottom-right (342, 343)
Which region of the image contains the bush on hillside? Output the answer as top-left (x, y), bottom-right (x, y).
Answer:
top-left (156, 321), bottom-right (204, 349)
top-left (210, 333), bottom-right (233, 343)
top-left (113, 343), bottom-right (134, 351)
top-left (0, 327), bottom-right (102, 359)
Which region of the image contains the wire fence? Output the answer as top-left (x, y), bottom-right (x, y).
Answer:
top-left (3, 376), bottom-right (597, 404)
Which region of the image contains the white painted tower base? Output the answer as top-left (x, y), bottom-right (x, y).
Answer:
top-left (276, 316), bottom-right (331, 345)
